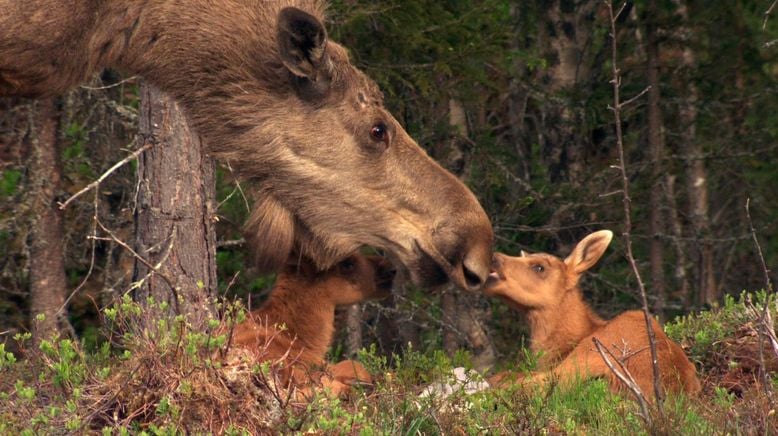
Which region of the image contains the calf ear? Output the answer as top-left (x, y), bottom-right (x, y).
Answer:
top-left (244, 193), bottom-right (295, 274)
top-left (564, 230), bottom-right (613, 275)
top-left (277, 7), bottom-right (328, 80)
top-left (282, 250), bottom-right (318, 280)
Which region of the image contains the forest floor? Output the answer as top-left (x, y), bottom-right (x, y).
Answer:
top-left (1, 292), bottom-right (777, 435)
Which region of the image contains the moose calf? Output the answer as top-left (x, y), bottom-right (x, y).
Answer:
top-left (230, 254), bottom-right (394, 398)
top-left (484, 230), bottom-right (700, 400)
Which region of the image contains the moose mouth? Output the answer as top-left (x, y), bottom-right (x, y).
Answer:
top-left (405, 240), bottom-right (484, 291)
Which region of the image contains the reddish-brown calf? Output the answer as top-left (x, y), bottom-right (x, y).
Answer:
top-left (484, 230), bottom-right (700, 400)
top-left (230, 254), bottom-right (394, 397)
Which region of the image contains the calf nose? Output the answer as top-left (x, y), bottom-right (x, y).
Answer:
top-left (370, 256), bottom-right (397, 287)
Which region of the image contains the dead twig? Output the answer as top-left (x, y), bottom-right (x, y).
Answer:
top-left (58, 142), bottom-right (152, 210)
top-left (57, 189), bottom-right (99, 317)
top-left (765, 0), bottom-right (778, 29)
top-left (745, 198), bottom-right (775, 404)
top-left (80, 76), bottom-right (139, 90)
top-left (92, 220), bottom-right (176, 291)
top-left (604, 0), bottom-right (665, 420)
top-left (593, 337), bottom-right (652, 425)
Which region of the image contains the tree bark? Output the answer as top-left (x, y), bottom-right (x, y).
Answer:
top-left (436, 98), bottom-right (496, 368)
top-left (344, 303), bottom-right (363, 358)
top-left (644, 0), bottom-right (666, 319)
top-left (28, 98), bottom-right (70, 340)
top-left (133, 83), bottom-right (217, 329)
top-left (536, 0), bottom-right (598, 183)
top-left (673, 0), bottom-right (716, 307)
top-left (665, 175), bottom-right (691, 309)
top-left (441, 288), bottom-right (459, 354)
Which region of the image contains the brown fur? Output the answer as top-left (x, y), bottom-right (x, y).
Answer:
top-left (485, 231), bottom-right (701, 400)
top-left (0, 0), bottom-right (493, 289)
top-left (230, 253), bottom-right (394, 396)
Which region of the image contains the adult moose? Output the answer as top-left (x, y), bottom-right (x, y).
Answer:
top-left (0, 1), bottom-right (493, 290)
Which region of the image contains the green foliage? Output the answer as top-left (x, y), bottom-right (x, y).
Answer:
top-left (665, 290), bottom-right (774, 364)
top-left (62, 122), bottom-right (94, 178)
top-left (0, 344), bottom-right (16, 370)
top-left (0, 168), bottom-right (22, 198)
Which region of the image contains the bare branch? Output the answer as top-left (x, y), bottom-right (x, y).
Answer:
top-left (58, 142), bottom-right (153, 210)
top-left (745, 198), bottom-right (775, 402)
top-left (217, 238), bottom-right (246, 248)
top-left (604, 0), bottom-right (665, 416)
top-left (765, 0), bottom-right (777, 29)
top-left (57, 190), bottom-right (100, 316)
top-left (93, 220), bottom-right (176, 290)
top-left (619, 86), bottom-right (651, 109)
top-left (593, 337), bottom-right (652, 424)
top-left (80, 76), bottom-right (139, 90)
top-left (746, 198), bottom-right (773, 293)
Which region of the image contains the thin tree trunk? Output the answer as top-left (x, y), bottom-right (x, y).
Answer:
top-left (28, 98), bottom-right (71, 340)
top-left (665, 175), bottom-right (691, 309)
top-left (441, 288), bottom-right (459, 354)
top-left (344, 304), bottom-right (363, 357)
top-left (644, 0), bottom-right (666, 319)
top-left (437, 98), bottom-right (496, 367)
top-left (673, 0), bottom-right (716, 307)
top-left (133, 83), bottom-right (217, 330)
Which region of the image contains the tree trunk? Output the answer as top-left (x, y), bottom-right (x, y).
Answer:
top-left (28, 98), bottom-right (71, 341)
top-left (344, 304), bottom-right (363, 358)
top-left (441, 288), bottom-right (459, 354)
top-left (644, 0), bottom-right (666, 319)
top-left (435, 98), bottom-right (496, 368)
top-left (665, 175), bottom-right (691, 309)
top-left (133, 83), bottom-right (217, 329)
top-left (673, 0), bottom-right (716, 307)
top-left (536, 0), bottom-right (597, 183)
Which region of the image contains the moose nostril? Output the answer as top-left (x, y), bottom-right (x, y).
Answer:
top-left (463, 265), bottom-right (484, 289)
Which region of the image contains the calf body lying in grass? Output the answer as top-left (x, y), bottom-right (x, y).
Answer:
top-left (230, 254), bottom-right (394, 398)
top-left (485, 230), bottom-right (700, 400)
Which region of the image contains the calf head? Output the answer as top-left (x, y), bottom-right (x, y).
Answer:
top-left (483, 231), bottom-right (613, 310)
top-left (237, 6), bottom-right (493, 291)
top-left (283, 254), bottom-right (396, 306)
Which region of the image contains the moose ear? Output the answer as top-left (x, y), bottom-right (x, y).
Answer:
top-left (244, 193), bottom-right (295, 274)
top-left (564, 230), bottom-right (613, 275)
top-left (277, 7), bottom-right (328, 80)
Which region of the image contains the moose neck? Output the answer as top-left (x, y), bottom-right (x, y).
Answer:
top-left (92, 1), bottom-right (316, 171)
top-left (262, 277), bottom-right (337, 363)
top-left (527, 287), bottom-right (606, 367)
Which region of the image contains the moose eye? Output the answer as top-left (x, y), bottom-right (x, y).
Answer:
top-left (531, 264), bottom-right (544, 274)
top-left (370, 122), bottom-right (388, 143)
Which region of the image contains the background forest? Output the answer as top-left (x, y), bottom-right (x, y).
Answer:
top-left (0, 0), bottom-right (777, 433)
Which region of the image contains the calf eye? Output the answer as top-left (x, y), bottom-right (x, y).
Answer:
top-left (338, 258), bottom-right (356, 273)
top-left (370, 122), bottom-right (388, 143)
top-left (531, 264), bottom-right (544, 274)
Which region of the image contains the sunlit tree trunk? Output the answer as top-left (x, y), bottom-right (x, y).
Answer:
top-left (673, 0), bottom-right (716, 307)
top-left (665, 175), bottom-right (691, 309)
top-left (344, 304), bottom-right (363, 357)
top-left (133, 83), bottom-right (217, 329)
top-left (536, 0), bottom-right (597, 183)
top-left (28, 98), bottom-right (71, 341)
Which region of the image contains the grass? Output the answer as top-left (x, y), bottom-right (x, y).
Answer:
top-left (1, 291), bottom-right (777, 434)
